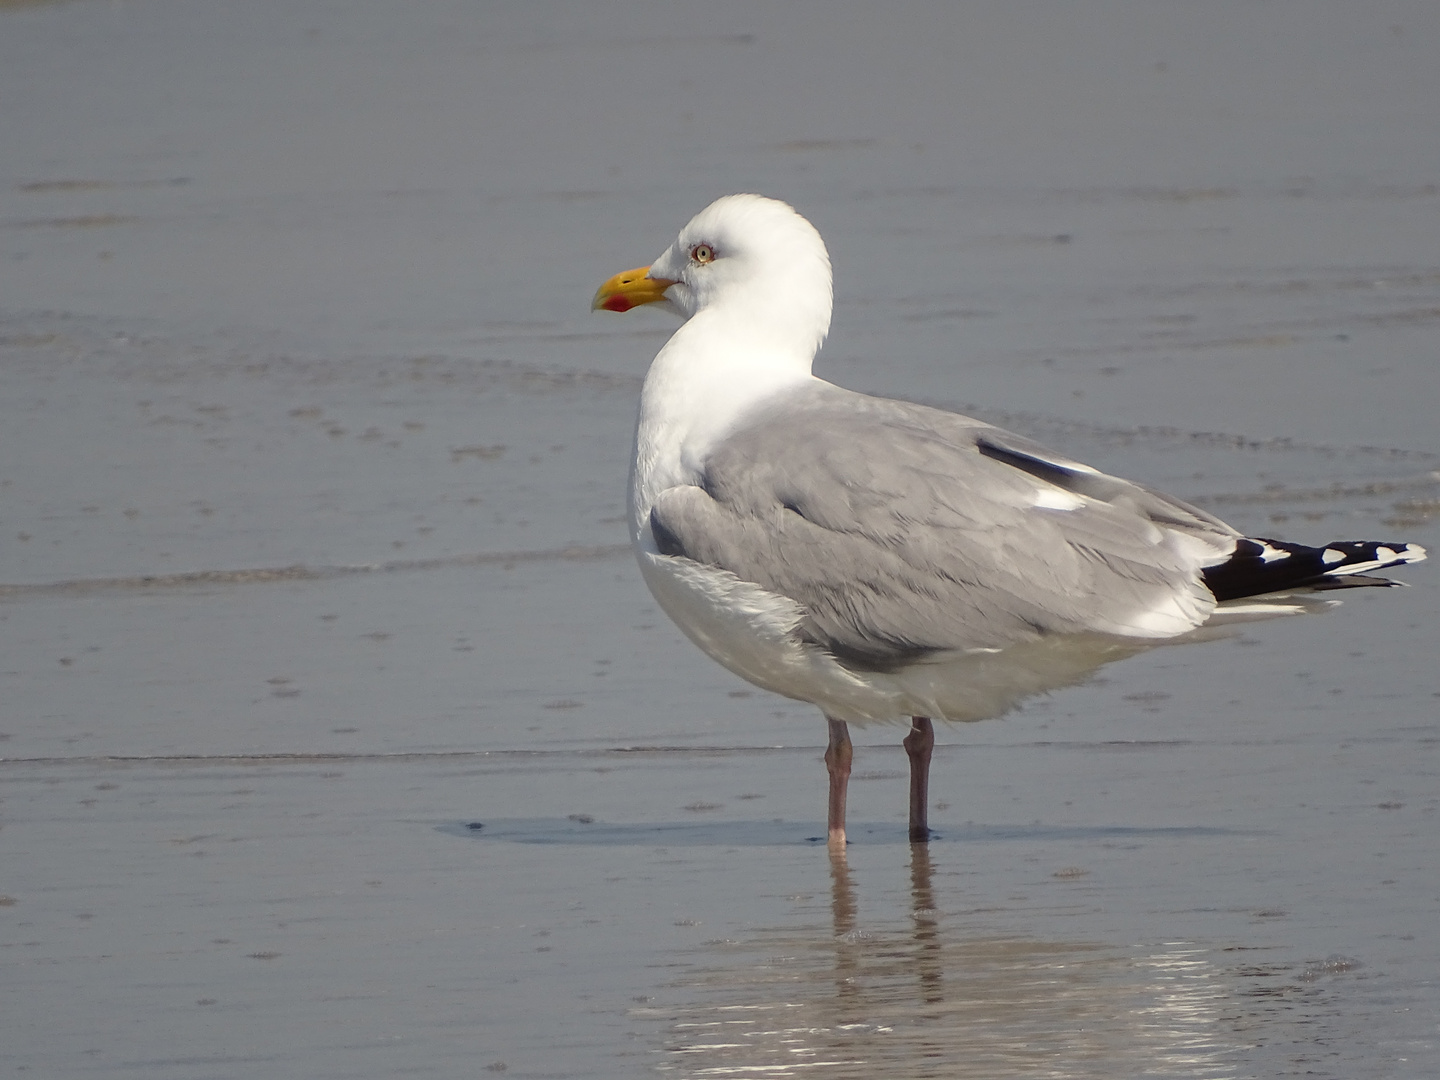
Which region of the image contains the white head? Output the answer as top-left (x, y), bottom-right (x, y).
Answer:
top-left (594, 194), bottom-right (833, 363)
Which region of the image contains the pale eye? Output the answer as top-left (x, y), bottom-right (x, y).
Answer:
top-left (690, 244), bottom-right (715, 264)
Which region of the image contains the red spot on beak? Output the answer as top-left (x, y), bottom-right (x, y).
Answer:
top-left (600, 294), bottom-right (634, 313)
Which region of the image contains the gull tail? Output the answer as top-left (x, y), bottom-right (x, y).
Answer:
top-left (1202, 537), bottom-right (1427, 602)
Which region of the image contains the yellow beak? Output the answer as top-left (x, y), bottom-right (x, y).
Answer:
top-left (591, 265), bottom-right (677, 312)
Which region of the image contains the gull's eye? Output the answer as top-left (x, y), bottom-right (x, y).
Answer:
top-left (690, 244), bottom-right (715, 264)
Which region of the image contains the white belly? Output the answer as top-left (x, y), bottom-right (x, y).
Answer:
top-left (636, 549), bottom-right (904, 722)
top-left (635, 547), bottom-right (1154, 726)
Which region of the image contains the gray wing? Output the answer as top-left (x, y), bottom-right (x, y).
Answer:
top-left (969, 425), bottom-right (1240, 540)
top-left (648, 383), bottom-right (1237, 667)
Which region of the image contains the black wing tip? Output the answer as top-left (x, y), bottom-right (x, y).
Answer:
top-left (1203, 538), bottom-right (1426, 602)
top-left (1303, 573), bottom-right (1408, 592)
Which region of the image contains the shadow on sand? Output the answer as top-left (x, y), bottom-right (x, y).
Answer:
top-left (441, 817), bottom-right (1238, 846)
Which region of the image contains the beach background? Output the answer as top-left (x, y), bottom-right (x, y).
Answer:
top-left (2, 2), bottom-right (1438, 1076)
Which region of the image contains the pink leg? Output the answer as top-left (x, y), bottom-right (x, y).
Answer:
top-left (824, 716), bottom-right (853, 851)
top-left (904, 716), bottom-right (934, 842)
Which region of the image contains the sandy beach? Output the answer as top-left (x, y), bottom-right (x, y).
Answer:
top-left (3, 2), bottom-right (1438, 1076)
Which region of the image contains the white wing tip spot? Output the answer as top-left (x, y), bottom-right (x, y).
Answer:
top-left (1257, 542), bottom-right (1288, 564)
top-left (1320, 541), bottom-right (1426, 577)
top-left (1032, 488), bottom-right (1085, 511)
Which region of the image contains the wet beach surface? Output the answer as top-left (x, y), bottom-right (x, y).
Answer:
top-left (2, 2), bottom-right (1439, 1077)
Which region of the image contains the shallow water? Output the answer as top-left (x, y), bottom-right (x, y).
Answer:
top-left (2, 2), bottom-right (1438, 1077)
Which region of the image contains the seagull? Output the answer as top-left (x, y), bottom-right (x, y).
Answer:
top-left (593, 194), bottom-right (1426, 851)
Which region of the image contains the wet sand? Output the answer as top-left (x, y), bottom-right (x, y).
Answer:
top-left (2, 2), bottom-right (1438, 1077)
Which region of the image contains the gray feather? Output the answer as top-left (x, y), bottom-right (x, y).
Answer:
top-left (650, 383), bottom-right (1228, 667)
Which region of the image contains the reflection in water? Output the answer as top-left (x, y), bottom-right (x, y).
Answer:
top-left (908, 845), bottom-right (942, 1007)
top-left (639, 848), bottom-right (1256, 1078)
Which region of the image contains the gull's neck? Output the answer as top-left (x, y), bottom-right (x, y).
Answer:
top-left (630, 305), bottom-right (819, 543)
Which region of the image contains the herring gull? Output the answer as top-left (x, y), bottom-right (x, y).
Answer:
top-left (592, 194), bottom-right (1426, 851)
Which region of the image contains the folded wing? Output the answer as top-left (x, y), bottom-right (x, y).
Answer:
top-left (649, 384), bottom-right (1233, 669)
